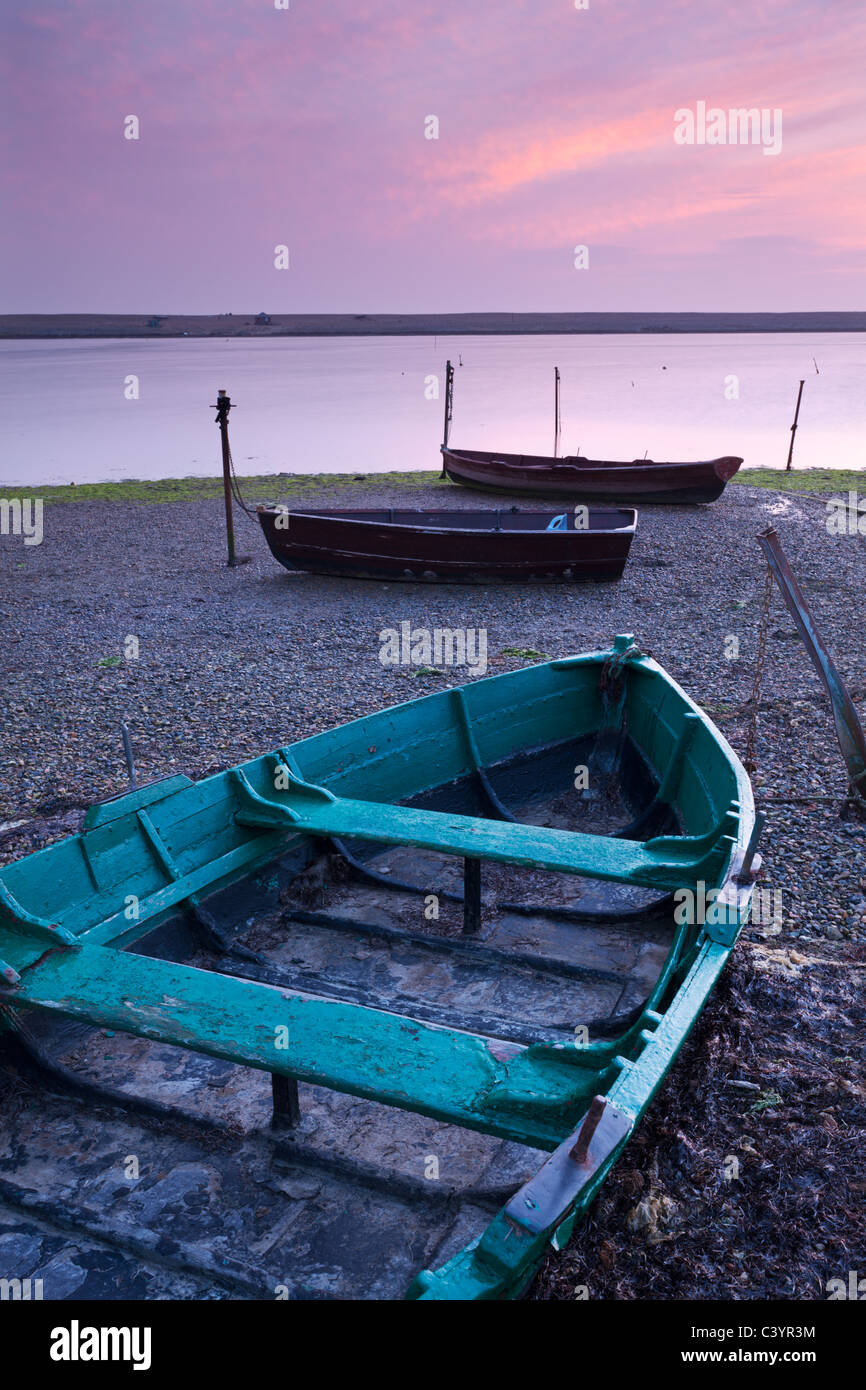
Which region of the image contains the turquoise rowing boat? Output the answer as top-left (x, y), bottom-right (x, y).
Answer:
top-left (0, 636), bottom-right (758, 1300)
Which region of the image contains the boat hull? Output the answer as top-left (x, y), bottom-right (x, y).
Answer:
top-left (0, 643), bottom-right (756, 1301)
top-left (257, 506), bottom-right (637, 582)
top-left (442, 447), bottom-right (743, 504)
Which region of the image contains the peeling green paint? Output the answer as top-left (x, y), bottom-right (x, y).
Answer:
top-left (0, 639), bottom-right (756, 1300)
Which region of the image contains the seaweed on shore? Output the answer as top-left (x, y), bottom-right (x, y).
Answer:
top-left (532, 940), bottom-right (866, 1301)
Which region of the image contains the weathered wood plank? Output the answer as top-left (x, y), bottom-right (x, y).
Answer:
top-left (8, 943), bottom-right (594, 1148)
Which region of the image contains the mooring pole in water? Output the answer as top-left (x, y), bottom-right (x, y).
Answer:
top-left (785, 379), bottom-right (805, 471)
top-left (440, 359), bottom-right (454, 478)
top-left (554, 366), bottom-right (561, 458)
top-left (214, 388), bottom-right (238, 566)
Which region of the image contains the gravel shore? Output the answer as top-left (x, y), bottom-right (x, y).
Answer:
top-left (2, 476), bottom-right (864, 943)
top-left (1, 476), bottom-right (864, 1301)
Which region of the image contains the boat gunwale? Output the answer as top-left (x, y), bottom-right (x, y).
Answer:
top-left (0, 645), bottom-right (757, 1302)
top-left (257, 505), bottom-right (638, 538)
top-left (0, 645), bottom-right (754, 904)
top-left (441, 445), bottom-right (744, 477)
top-left (0, 648), bottom-right (754, 1000)
top-left (410, 935), bottom-right (740, 1300)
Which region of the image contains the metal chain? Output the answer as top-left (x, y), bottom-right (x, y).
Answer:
top-left (743, 561), bottom-right (775, 774)
top-left (225, 434), bottom-right (258, 523)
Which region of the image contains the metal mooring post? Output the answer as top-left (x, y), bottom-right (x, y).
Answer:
top-left (214, 388), bottom-right (238, 566)
top-left (554, 366), bottom-right (561, 458)
top-left (785, 379), bottom-right (805, 471)
top-left (758, 525), bottom-right (866, 814)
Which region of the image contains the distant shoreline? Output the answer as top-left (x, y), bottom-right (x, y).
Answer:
top-left (2, 311), bottom-right (866, 339)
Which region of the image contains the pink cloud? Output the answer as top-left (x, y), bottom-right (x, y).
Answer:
top-left (1, 0), bottom-right (864, 311)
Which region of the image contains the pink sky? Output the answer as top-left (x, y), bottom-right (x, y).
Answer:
top-left (1, 0), bottom-right (864, 312)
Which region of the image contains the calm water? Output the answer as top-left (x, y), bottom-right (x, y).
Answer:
top-left (1, 334), bottom-right (864, 485)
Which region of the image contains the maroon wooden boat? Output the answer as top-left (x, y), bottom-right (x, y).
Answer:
top-left (437, 359), bottom-right (742, 503)
top-left (257, 506), bottom-right (637, 583)
top-left (441, 447), bottom-right (743, 504)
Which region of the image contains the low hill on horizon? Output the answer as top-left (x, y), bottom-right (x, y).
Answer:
top-left (2, 310), bottom-right (865, 339)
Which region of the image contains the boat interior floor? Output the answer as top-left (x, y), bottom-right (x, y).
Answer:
top-left (0, 733), bottom-right (682, 1300)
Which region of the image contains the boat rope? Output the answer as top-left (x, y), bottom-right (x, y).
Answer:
top-left (757, 792), bottom-right (865, 806)
top-left (597, 641), bottom-right (641, 749)
top-left (592, 639), bottom-right (645, 797)
top-left (598, 639), bottom-right (643, 708)
top-left (222, 430), bottom-right (258, 524)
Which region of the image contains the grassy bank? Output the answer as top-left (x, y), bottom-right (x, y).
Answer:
top-left (0, 466), bottom-right (861, 505)
top-left (736, 468), bottom-right (863, 494)
top-left (0, 470), bottom-right (443, 504)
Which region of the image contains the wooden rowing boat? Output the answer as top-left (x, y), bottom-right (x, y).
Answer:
top-left (0, 637), bottom-right (758, 1300)
top-left (257, 505), bottom-right (637, 582)
top-left (441, 446), bottom-right (744, 504)
top-left (438, 359), bottom-right (743, 503)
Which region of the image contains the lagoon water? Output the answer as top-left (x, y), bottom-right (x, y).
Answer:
top-left (1, 333), bottom-right (864, 485)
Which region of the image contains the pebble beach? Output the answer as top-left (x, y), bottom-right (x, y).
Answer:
top-left (1, 471), bottom-right (864, 1299)
top-left (2, 474), bottom-right (864, 943)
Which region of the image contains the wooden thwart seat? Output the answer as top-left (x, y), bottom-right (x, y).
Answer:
top-left (233, 764), bottom-right (740, 894)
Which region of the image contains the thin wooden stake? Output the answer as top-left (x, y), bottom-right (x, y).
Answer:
top-left (440, 359), bottom-right (454, 478)
top-left (214, 389), bottom-right (237, 565)
top-left (785, 379), bottom-right (805, 472)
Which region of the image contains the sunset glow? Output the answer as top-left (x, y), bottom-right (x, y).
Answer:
top-left (1, 0), bottom-right (864, 311)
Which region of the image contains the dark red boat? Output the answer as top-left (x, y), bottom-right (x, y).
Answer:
top-left (257, 506), bottom-right (637, 583)
top-left (441, 447), bottom-right (743, 504)
top-left (437, 359), bottom-right (742, 503)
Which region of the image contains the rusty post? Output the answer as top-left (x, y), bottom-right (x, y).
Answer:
top-left (757, 526), bottom-right (866, 813)
top-left (554, 366), bottom-right (561, 458)
top-left (570, 1095), bottom-right (607, 1163)
top-left (785, 379), bottom-right (805, 471)
top-left (214, 388), bottom-right (238, 566)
